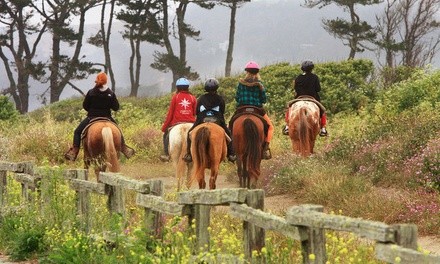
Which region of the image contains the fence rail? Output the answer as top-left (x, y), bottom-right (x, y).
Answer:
top-left (0, 161), bottom-right (439, 264)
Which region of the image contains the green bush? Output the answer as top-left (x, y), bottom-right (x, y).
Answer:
top-left (0, 96), bottom-right (19, 120)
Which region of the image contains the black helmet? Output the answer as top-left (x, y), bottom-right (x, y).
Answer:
top-left (301, 60), bottom-right (314, 72)
top-left (204, 78), bottom-right (219, 92)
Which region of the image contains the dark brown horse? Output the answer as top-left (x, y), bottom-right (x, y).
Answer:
top-left (188, 122), bottom-right (227, 189)
top-left (232, 115), bottom-right (265, 189)
top-left (287, 101), bottom-right (320, 157)
top-left (82, 120), bottom-right (121, 181)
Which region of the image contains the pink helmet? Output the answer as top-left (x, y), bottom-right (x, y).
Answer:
top-left (244, 61), bottom-right (260, 70)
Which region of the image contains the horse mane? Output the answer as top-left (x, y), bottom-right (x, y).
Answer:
top-left (101, 127), bottom-right (120, 172)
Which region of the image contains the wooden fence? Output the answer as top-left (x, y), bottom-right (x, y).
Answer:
top-left (0, 161), bottom-right (439, 264)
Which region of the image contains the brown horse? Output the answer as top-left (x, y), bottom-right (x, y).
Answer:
top-left (287, 100), bottom-right (320, 156)
top-left (82, 120), bottom-right (122, 181)
top-left (232, 115), bottom-right (265, 189)
top-left (168, 123), bottom-right (193, 190)
top-left (188, 122), bottom-right (227, 189)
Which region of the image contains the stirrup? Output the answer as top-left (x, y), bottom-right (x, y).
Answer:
top-left (263, 149), bottom-right (272, 160)
top-left (319, 128), bottom-right (328, 137)
top-left (282, 126), bottom-right (289, 135)
top-left (160, 155), bottom-right (170, 162)
top-left (183, 153), bottom-right (192, 163)
top-left (227, 154), bottom-right (237, 163)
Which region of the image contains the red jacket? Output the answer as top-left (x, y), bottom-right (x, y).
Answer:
top-left (162, 91), bottom-right (197, 132)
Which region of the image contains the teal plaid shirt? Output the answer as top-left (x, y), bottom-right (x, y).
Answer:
top-left (235, 81), bottom-right (267, 107)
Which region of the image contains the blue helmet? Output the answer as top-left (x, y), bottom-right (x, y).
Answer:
top-left (176, 77), bottom-right (190, 87)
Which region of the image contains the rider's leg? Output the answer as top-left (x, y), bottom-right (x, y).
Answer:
top-left (222, 123), bottom-right (236, 162)
top-left (183, 126), bottom-right (195, 163)
top-left (283, 108), bottom-right (289, 135)
top-left (160, 130), bottom-right (170, 162)
top-left (262, 114), bottom-right (273, 160)
top-left (109, 117), bottom-right (135, 158)
top-left (319, 112), bottom-right (328, 137)
top-left (65, 118), bottom-right (89, 161)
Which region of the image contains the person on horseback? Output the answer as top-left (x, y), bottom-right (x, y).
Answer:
top-left (160, 77), bottom-right (197, 162)
top-left (64, 72), bottom-right (135, 161)
top-left (283, 60), bottom-right (328, 137)
top-left (232, 61), bottom-right (274, 160)
top-left (183, 78), bottom-right (236, 163)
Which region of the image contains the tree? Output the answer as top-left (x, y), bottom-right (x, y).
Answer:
top-left (217, 0), bottom-right (250, 77)
top-left (116, 0), bottom-right (162, 97)
top-left (303, 0), bottom-right (381, 59)
top-left (88, 0), bottom-right (118, 92)
top-left (31, 0), bottom-right (101, 104)
top-left (0, 0), bottom-right (46, 113)
top-left (398, 0), bottom-right (440, 67)
top-left (151, 0), bottom-right (215, 91)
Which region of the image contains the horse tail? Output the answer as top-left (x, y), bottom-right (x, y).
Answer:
top-left (102, 127), bottom-right (120, 172)
top-left (189, 127), bottom-right (210, 187)
top-left (243, 118), bottom-right (261, 175)
top-left (298, 108), bottom-right (312, 156)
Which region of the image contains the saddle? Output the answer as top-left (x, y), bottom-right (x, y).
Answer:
top-left (229, 106), bottom-right (269, 136)
top-left (287, 95), bottom-right (326, 113)
top-left (81, 117), bottom-right (119, 140)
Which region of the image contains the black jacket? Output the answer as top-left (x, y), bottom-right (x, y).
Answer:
top-left (83, 86), bottom-right (119, 117)
top-left (294, 72), bottom-right (321, 101)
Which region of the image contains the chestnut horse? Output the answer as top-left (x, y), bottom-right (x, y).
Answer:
top-left (168, 123), bottom-right (193, 190)
top-left (232, 115), bottom-right (265, 189)
top-left (82, 120), bottom-right (121, 181)
top-left (188, 122), bottom-right (227, 189)
top-left (287, 100), bottom-right (320, 156)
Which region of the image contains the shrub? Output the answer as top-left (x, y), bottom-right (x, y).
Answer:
top-left (0, 95), bottom-right (19, 120)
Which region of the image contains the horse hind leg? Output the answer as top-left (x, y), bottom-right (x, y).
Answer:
top-left (209, 167), bottom-right (219, 190)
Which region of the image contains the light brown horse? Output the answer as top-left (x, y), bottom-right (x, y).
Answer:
top-left (82, 120), bottom-right (121, 181)
top-left (188, 122), bottom-right (227, 189)
top-left (168, 123), bottom-right (193, 190)
top-left (287, 100), bottom-right (320, 156)
top-left (232, 115), bottom-right (265, 189)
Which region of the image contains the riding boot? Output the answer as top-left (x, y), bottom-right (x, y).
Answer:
top-left (282, 125), bottom-right (289, 135)
top-left (121, 144), bottom-right (135, 159)
top-left (319, 127), bottom-right (328, 137)
top-left (262, 142), bottom-right (272, 160)
top-left (227, 141), bottom-right (237, 162)
top-left (183, 137), bottom-right (192, 163)
top-left (64, 146), bottom-right (80, 161)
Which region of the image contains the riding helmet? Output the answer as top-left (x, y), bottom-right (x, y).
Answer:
top-left (301, 60), bottom-right (314, 72)
top-left (204, 78), bottom-right (219, 92)
top-left (176, 77), bottom-right (190, 89)
top-left (244, 61), bottom-right (260, 74)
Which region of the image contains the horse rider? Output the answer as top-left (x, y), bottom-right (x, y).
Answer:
top-left (231, 61), bottom-right (274, 160)
top-left (283, 60), bottom-right (328, 137)
top-left (64, 72), bottom-right (135, 161)
top-left (160, 77), bottom-right (197, 162)
top-left (183, 78), bottom-right (237, 163)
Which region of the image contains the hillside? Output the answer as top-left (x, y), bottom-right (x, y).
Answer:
top-left (0, 60), bottom-right (439, 261)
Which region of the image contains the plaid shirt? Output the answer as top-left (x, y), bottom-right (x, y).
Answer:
top-left (235, 79), bottom-right (267, 107)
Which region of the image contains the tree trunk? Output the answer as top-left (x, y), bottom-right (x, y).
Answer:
top-left (101, 0), bottom-right (117, 92)
top-left (225, 2), bottom-right (237, 77)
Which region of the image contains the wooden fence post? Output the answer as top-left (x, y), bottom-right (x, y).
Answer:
top-left (243, 189), bottom-right (265, 260)
top-left (393, 224), bottom-right (418, 250)
top-left (0, 170), bottom-right (6, 209)
top-left (296, 205), bottom-right (327, 264)
top-left (105, 178), bottom-right (125, 217)
top-left (144, 180), bottom-right (163, 237)
top-left (188, 204), bottom-right (211, 253)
